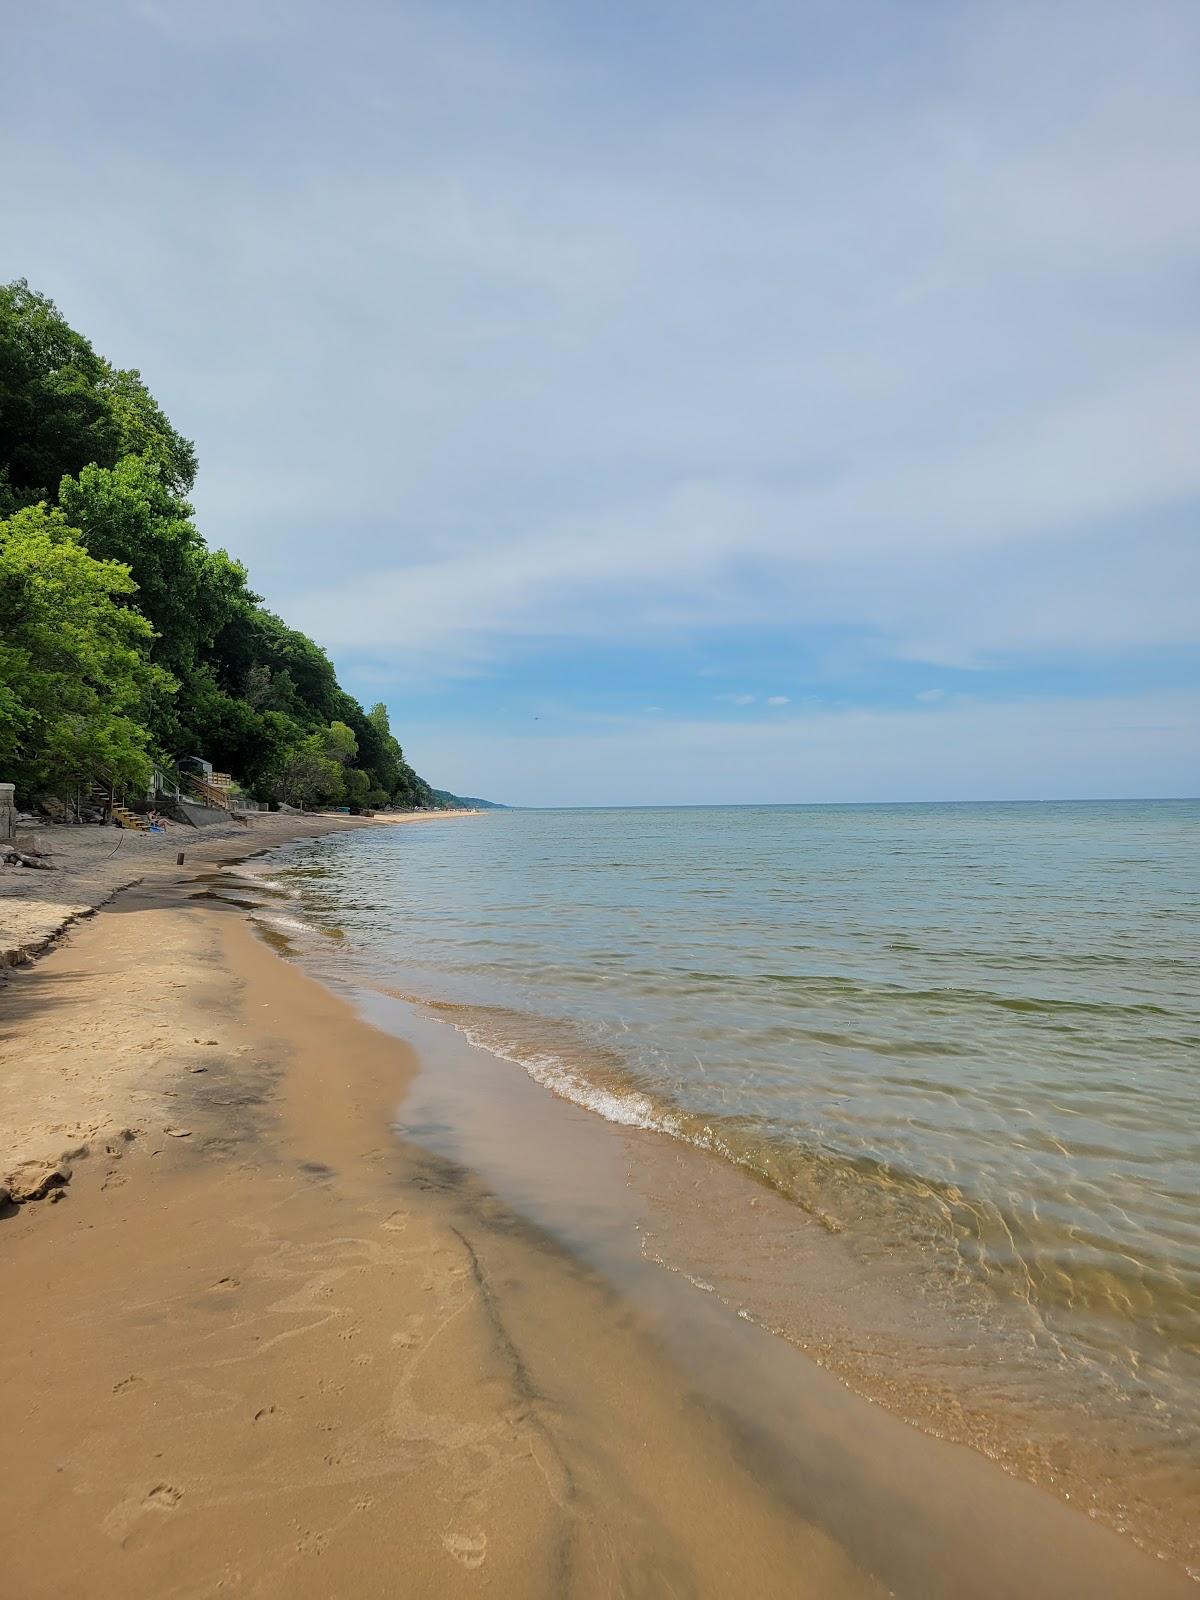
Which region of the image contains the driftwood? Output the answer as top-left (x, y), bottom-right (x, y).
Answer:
top-left (1, 846), bottom-right (53, 869)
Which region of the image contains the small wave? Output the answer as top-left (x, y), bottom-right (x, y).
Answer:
top-left (223, 866), bottom-right (295, 897)
top-left (409, 997), bottom-right (1200, 1352)
top-left (443, 1019), bottom-right (667, 1134)
top-left (254, 912), bottom-right (312, 936)
top-left (415, 999), bottom-right (851, 1231)
top-left (246, 876), bottom-right (296, 897)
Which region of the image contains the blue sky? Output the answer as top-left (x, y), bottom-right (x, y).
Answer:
top-left (5, 0), bottom-right (1199, 804)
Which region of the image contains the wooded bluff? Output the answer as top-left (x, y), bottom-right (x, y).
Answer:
top-left (0, 279), bottom-right (451, 813)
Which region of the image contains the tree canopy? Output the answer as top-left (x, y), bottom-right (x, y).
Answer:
top-left (0, 505), bottom-right (166, 798)
top-left (0, 279), bottom-right (441, 812)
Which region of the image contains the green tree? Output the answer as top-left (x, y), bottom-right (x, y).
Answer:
top-left (342, 767), bottom-right (371, 808)
top-left (269, 731), bottom-right (342, 809)
top-left (244, 664), bottom-right (301, 716)
top-left (98, 363), bottom-right (196, 494)
top-left (363, 699), bottom-right (433, 806)
top-left (59, 458), bottom-right (257, 756)
top-left (0, 281), bottom-right (196, 514)
top-left (324, 720), bottom-right (358, 766)
top-left (213, 608), bottom-right (341, 721)
top-left (0, 505), bottom-right (170, 803)
top-left (59, 457), bottom-right (249, 681)
top-left (0, 280), bottom-right (120, 514)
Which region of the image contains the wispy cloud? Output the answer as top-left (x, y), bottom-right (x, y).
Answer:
top-left (7, 0), bottom-right (1199, 798)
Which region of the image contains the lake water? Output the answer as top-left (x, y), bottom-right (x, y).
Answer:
top-left (248, 801), bottom-right (1200, 1565)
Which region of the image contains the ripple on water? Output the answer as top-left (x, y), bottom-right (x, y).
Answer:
top-left (256, 802), bottom-right (1200, 1568)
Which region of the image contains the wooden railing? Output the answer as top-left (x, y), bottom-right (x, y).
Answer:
top-left (183, 776), bottom-right (233, 811)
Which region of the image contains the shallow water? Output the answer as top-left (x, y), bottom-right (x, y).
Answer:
top-left (247, 801), bottom-right (1200, 1564)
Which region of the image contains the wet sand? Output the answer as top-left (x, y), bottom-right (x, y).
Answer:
top-left (0, 862), bottom-right (1194, 1597)
top-left (0, 809), bottom-right (474, 971)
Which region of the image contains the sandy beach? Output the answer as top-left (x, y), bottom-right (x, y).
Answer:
top-left (0, 820), bottom-right (1194, 1599)
top-left (0, 812), bottom-right (470, 1189)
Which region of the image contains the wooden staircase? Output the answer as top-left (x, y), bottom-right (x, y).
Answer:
top-left (111, 805), bottom-right (149, 831)
top-left (90, 778), bottom-right (114, 819)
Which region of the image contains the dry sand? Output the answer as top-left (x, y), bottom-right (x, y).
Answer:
top-left (0, 812), bottom-right (462, 1188)
top-left (0, 829), bottom-right (1194, 1598)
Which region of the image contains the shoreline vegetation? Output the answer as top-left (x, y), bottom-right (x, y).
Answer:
top-left (0, 280), bottom-right (487, 819)
top-left (0, 815), bottom-right (1195, 1597)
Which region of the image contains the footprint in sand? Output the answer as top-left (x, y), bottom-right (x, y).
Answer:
top-left (144, 1483), bottom-right (184, 1510)
top-left (103, 1485), bottom-right (183, 1543)
top-left (442, 1530), bottom-right (488, 1570)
